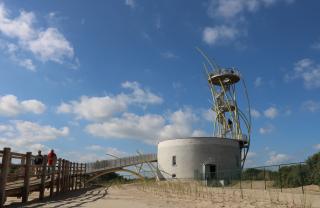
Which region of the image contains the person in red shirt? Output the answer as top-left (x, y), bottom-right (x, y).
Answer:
top-left (48, 149), bottom-right (57, 166)
top-left (47, 149), bottom-right (57, 176)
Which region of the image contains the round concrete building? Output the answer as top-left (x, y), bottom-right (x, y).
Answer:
top-left (157, 137), bottom-right (241, 180)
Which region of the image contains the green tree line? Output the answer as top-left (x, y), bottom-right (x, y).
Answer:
top-left (242, 151), bottom-right (320, 188)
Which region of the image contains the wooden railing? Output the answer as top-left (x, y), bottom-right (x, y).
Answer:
top-left (0, 147), bottom-right (86, 207)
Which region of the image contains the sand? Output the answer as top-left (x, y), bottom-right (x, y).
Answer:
top-left (5, 183), bottom-right (320, 208)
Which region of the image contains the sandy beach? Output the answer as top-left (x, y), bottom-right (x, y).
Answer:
top-left (5, 182), bottom-right (320, 208)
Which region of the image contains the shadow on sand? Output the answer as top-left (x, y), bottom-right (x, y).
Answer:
top-left (7, 185), bottom-right (109, 208)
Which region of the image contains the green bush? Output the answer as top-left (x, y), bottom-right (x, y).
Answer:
top-left (306, 151), bottom-right (320, 185)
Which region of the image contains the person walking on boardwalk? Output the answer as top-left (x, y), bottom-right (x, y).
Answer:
top-left (48, 149), bottom-right (57, 165)
top-left (47, 149), bottom-right (57, 176)
top-left (35, 150), bottom-right (44, 165)
top-left (34, 150), bottom-right (43, 177)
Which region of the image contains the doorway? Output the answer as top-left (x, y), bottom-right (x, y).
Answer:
top-left (204, 164), bottom-right (216, 180)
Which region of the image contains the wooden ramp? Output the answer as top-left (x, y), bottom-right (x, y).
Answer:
top-left (0, 147), bottom-right (157, 207)
top-left (0, 148), bottom-right (86, 208)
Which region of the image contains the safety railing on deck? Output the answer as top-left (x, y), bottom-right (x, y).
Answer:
top-left (0, 147), bottom-right (87, 207)
top-left (85, 153), bottom-right (157, 173)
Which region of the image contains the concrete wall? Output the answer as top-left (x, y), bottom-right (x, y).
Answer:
top-left (157, 137), bottom-right (240, 179)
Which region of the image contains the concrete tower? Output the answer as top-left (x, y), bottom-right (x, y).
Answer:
top-left (157, 51), bottom-right (251, 181)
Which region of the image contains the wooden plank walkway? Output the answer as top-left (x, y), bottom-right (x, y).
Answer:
top-left (0, 147), bottom-right (157, 207)
top-left (0, 148), bottom-right (86, 207)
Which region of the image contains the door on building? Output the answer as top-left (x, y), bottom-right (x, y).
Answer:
top-left (204, 164), bottom-right (216, 180)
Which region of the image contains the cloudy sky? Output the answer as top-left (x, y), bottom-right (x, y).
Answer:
top-left (0, 0), bottom-right (319, 166)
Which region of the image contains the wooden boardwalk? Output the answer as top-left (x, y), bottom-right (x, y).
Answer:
top-left (0, 148), bottom-right (86, 207)
top-left (0, 147), bottom-right (157, 207)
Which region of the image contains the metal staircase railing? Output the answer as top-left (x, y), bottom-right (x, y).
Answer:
top-left (85, 153), bottom-right (157, 173)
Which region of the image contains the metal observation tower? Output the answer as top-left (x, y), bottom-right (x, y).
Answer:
top-left (198, 49), bottom-right (251, 168)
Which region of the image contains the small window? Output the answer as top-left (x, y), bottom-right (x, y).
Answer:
top-left (172, 173), bottom-right (176, 178)
top-left (172, 155), bottom-right (176, 166)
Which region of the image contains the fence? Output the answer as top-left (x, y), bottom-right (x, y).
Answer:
top-left (111, 162), bottom-right (317, 195)
top-left (0, 147), bottom-right (87, 207)
top-left (192, 162), bottom-right (318, 194)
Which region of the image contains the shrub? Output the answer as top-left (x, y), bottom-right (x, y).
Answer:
top-left (306, 151), bottom-right (320, 185)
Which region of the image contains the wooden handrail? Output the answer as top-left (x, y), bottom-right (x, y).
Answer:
top-left (0, 147), bottom-right (88, 207)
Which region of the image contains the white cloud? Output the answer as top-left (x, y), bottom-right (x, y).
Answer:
top-left (264, 107), bottom-right (278, 119)
top-left (85, 108), bottom-right (204, 145)
top-left (302, 100), bottom-right (320, 113)
top-left (159, 108), bottom-right (198, 139)
top-left (125, 0), bottom-right (135, 8)
top-left (106, 147), bottom-right (127, 157)
top-left (247, 151), bottom-right (257, 158)
top-left (250, 109), bottom-right (261, 118)
top-left (18, 58), bottom-right (36, 71)
top-left (245, 151), bottom-right (257, 167)
top-left (21, 99), bottom-right (46, 114)
top-left (57, 96), bottom-right (127, 121)
top-left (0, 120), bottom-right (69, 153)
top-left (85, 113), bottom-right (165, 144)
top-left (155, 15), bottom-right (161, 30)
top-left (207, 0), bottom-right (294, 20)
top-left (86, 145), bottom-right (127, 158)
top-left (314, 144), bottom-right (320, 151)
top-left (0, 3), bottom-right (76, 70)
top-left (311, 41), bottom-right (320, 50)
top-left (266, 152), bottom-right (290, 165)
top-left (86, 144), bottom-right (104, 151)
top-left (202, 108), bottom-right (216, 122)
top-left (254, 77), bottom-right (263, 87)
top-left (0, 124), bottom-right (13, 132)
top-left (202, 26), bottom-right (239, 46)
top-left (63, 151), bottom-right (106, 163)
top-left (204, 0), bottom-right (294, 46)
top-left (284, 107), bottom-right (292, 116)
top-left (0, 94), bottom-right (45, 117)
top-left (57, 81), bottom-right (163, 121)
top-left (0, 4), bottom-right (35, 40)
top-left (27, 28), bottom-right (74, 63)
top-left (121, 81), bottom-right (163, 105)
top-left (161, 51), bottom-right (178, 59)
top-left (285, 58), bottom-right (320, 89)
top-left (0, 42), bottom-right (36, 71)
top-left (259, 124), bottom-right (274, 134)
top-left (191, 130), bottom-right (208, 137)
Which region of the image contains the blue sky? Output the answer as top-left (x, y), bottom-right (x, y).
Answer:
top-left (0, 0), bottom-right (319, 166)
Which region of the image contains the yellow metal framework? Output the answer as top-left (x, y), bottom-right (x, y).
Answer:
top-left (197, 48), bottom-right (251, 168)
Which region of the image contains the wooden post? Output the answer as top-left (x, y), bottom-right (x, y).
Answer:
top-left (68, 162), bottom-right (72, 191)
top-left (64, 161), bottom-right (68, 191)
top-left (79, 164), bottom-right (81, 189)
top-left (56, 159), bottom-right (62, 193)
top-left (39, 155), bottom-right (48, 200)
top-left (49, 159), bottom-right (56, 197)
top-left (61, 159), bottom-right (66, 192)
top-left (71, 163), bottom-right (75, 190)
top-left (84, 164), bottom-right (87, 188)
top-left (75, 163), bottom-right (79, 190)
top-left (0, 148), bottom-right (11, 207)
top-left (66, 161), bottom-right (70, 191)
top-left (279, 165), bottom-right (283, 192)
top-left (299, 163), bottom-right (304, 194)
top-left (65, 161), bottom-right (69, 191)
top-left (80, 164), bottom-right (83, 188)
top-left (22, 152), bottom-right (32, 203)
top-left (263, 167), bottom-right (266, 190)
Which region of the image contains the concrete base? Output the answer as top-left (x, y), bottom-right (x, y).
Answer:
top-left (157, 137), bottom-right (241, 180)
